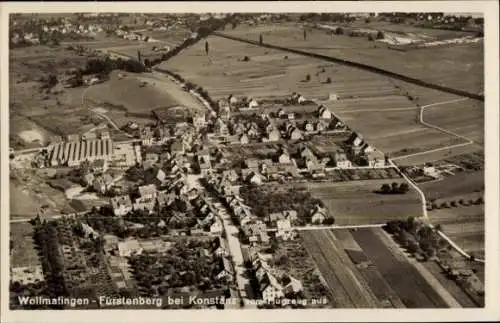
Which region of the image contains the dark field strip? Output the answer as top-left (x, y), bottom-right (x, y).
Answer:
top-left (350, 228), bottom-right (449, 308)
top-left (333, 230), bottom-right (406, 308)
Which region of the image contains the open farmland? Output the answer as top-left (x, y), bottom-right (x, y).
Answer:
top-left (332, 108), bottom-right (470, 158)
top-left (423, 100), bottom-right (484, 146)
top-left (294, 179), bottom-right (422, 225)
top-left (421, 171), bottom-right (484, 258)
top-left (221, 22), bottom-right (483, 94)
top-left (301, 228), bottom-right (452, 308)
top-left (159, 35), bottom-right (402, 101)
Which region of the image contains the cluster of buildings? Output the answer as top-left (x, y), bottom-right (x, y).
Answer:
top-left (249, 252), bottom-right (304, 304)
top-left (345, 132), bottom-right (386, 167)
top-left (209, 94), bottom-right (347, 146)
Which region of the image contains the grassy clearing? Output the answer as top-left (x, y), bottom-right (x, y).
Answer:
top-left (294, 179), bottom-right (422, 225)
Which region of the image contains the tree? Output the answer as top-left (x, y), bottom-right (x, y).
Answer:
top-left (303, 29), bottom-right (307, 40)
top-left (205, 41), bottom-right (209, 55)
top-left (305, 74), bottom-right (311, 82)
top-left (259, 34), bottom-right (263, 45)
top-left (367, 34), bottom-right (374, 41)
top-left (380, 183), bottom-right (391, 194)
top-left (376, 30), bottom-right (385, 40)
top-left (450, 200), bottom-right (457, 207)
top-left (335, 27), bottom-right (344, 35)
top-left (398, 183), bottom-right (410, 194)
top-left (326, 77), bottom-right (332, 84)
top-left (391, 182), bottom-right (399, 193)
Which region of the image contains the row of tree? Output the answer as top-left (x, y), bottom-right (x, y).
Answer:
top-left (378, 182), bottom-right (410, 194)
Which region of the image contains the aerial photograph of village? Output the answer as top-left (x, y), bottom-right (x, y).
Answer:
top-left (8, 12), bottom-right (485, 310)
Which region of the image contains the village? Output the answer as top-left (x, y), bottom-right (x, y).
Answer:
top-left (8, 11), bottom-right (487, 311)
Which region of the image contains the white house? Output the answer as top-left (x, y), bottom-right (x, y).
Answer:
top-left (318, 105), bottom-right (332, 119)
top-left (276, 219), bottom-right (293, 240)
top-left (139, 184), bottom-right (158, 199)
top-left (311, 205), bottom-right (328, 224)
top-left (111, 195), bottom-right (133, 216)
top-left (260, 272), bottom-right (284, 303)
top-left (248, 98), bottom-right (259, 109)
top-left (210, 218), bottom-right (224, 235)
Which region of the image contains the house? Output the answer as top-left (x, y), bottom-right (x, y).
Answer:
top-left (138, 184), bottom-right (158, 199)
top-left (210, 218), bottom-right (224, 235)
top-left (278, 150), bottom-right (291, 164)
top-left (266, 128), bottom-right (281, 142)
top-left (215, 257), bottom-right (234, 282)
top-left (82, 132), bottom-right (97, 141)
top-left (304, 121), bottom-right (314, 132)
top-left (248, 98), bottom-right (259, 109)
top-left (288, 127), bottom-right (303, 141)
top-left (242, 219), bottom-right (267, 237)
top-left (333, 152), bottom-right (352, 169)
top-left (90, 159), bottom-right (108, 174)
top-left (83, 173), bottom-right (95, 186)
top-left (232, 123), bottom-right (246, 135)
top-left (222, 170), bottom-right (239, 183)
top-left (133, 196), bottom-right (156, 213)
top-left (117, 239), bottom-right (143, 257)
top-left (140, 127), bottom-right (154, 146)
top-left (347, 132), bottom-right (364, 147)
top-left (198, 154), bottom-right (212, 176)
top-left (245, 158), bottom-right (260, 171)
top-left (315, 120), bottom-right (328, 132)
top-left (328, 93), bottom-right (339, 101)
top-left (247, 172), bottom-right (263, 185)
top-left (282, 275), bottom-right (304, 296)
top-left (239, 133), bottom-right (249, 144)
top-left (93, 174), bottom-right (113, 194)
top-left (276, 219), bottom-right (293, 240)
top-left (259, 272), bottom-right (284, 303)
top-left (318, 105), bottom-right (332, 119)
top-left (365, 150), bottom-right (386, 168)
top-left (157, 190), bottom-right (176, 208)
top-left (311, 205), bottom-right (328, 224)
top-left (170, 139), bottom-right (185, 155)
top-left (212, 236), bottom-right (229, 257)
top-left (111, 195), bottom-right (133, 216)
top-left (192, 113), bottom-right (206, 129)
top-left (287, 113), bottom-right (295, 120)
top-left (277, 108), bottom-right (286, 119)
top-left (297, 95), bottom-right (307, 104)
top-left (214, 119), bottom-right (229, 136)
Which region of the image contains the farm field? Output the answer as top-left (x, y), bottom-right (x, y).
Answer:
top-left (300, 228), bottom-right (452, 308)
top-left (423, 99), bottom-right (484, 146)
top-left (221, 23), bottom-right (483, 94)
top-left (429, 205), bottom-right (484, 258)
top-left (419, 171), bottom-right (484, 200)
top-left (294, 179), bottom-right (422, 225)
top-left (329, 108), bottom-right (465, 157)
top-left (10, 223), bottom-right (41, 268)
top-left (159, 35), bottom-right (402, 101)
top-left (420, 171), bottom-right (484, 258)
